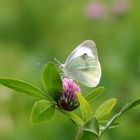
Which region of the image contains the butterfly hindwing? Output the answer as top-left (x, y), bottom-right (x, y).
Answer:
top-left (65, 56), bottom-right (101, 87)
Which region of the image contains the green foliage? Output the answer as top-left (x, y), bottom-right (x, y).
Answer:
top-left (95, 98), bottom-right (117, 120)
top-left (0, 63), bottom-right (62, 125)
top-left (0, 61), bottom-right (140, 140)
top-left (119, 98), bottom-right (140, 115)
top-left (0, 78), bottom-right (47, 99)
top-left (42, 62), bottom-right (62, 101)
top-left (99, 121), bottom-right (120, 130)
top-left (83, 117), bottom-right (99, 135)
top-left (31, 100), bottom-right (55, 124)
top-left (63, 112), bottom-right (85, 127)
top-left (76, 93), bottom-right (93, 123)
top-left (99, 99), bottom-right (140, 138)
top-left (76, 130), bottom-right (98, 140)
top-left (85, 87), bottom-right (105, 101)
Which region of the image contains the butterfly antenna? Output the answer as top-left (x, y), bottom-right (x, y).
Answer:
top-left (54, 58), bottom-right (62, 65)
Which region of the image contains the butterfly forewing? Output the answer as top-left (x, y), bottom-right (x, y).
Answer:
top-left (65, 40), bottom-right (98, 65)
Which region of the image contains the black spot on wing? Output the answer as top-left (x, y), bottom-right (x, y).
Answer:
top-left (81, 53), bottom-right (88, 60)
top-left (80, 53), bottom-right (90, 71)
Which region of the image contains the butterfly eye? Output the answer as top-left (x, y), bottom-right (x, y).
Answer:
top-left (59, 64), bottom-right (65, 70)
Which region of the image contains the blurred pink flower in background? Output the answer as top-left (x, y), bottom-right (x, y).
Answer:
top-left (85, 1), bottom-right (107, 20)
top-left (111, 0), bottom-right (130, 16)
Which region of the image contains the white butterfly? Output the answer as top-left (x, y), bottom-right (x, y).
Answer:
top-left (59, 40), bottom-right (101, 87)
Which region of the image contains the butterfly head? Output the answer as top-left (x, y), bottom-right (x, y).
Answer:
top-left (59, 64), bottom-right (65, 72)
top-left (59, 64), bottom-right (71, 78)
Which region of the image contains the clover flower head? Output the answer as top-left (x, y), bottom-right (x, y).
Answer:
top-left (57, 78), bottom-right (80, 111)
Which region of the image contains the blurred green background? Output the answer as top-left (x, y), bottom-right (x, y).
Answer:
top-left (0, 0), bottom-right (140, 140)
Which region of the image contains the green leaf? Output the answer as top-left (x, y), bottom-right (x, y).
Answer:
top-left (64, 112), bottom-right (85, 127)
top-left (85, 87), bottom-right (105, 101)
top-left (119, 98), bottom-right (140, 115)
top-left (99, 114), bottom-right (119, 138)
top-left (95, 98), bottom-right (117, 120)
top-left (42, 62), bottom-right (62, 101)
top-left (31, 100), bottom-right (55, 124)
top-left (76, 129), bottom-right (98, 140)
top-left (84, 117), bottom-right (99, 135)
top-left (99, 120), bottom-right (120, 130)
top-left (0, 78), bottom-right (47, 99)
top-left (100, 99), bottom-right (140, 137)
top-left (76, 93), bottom-right (93, 122)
